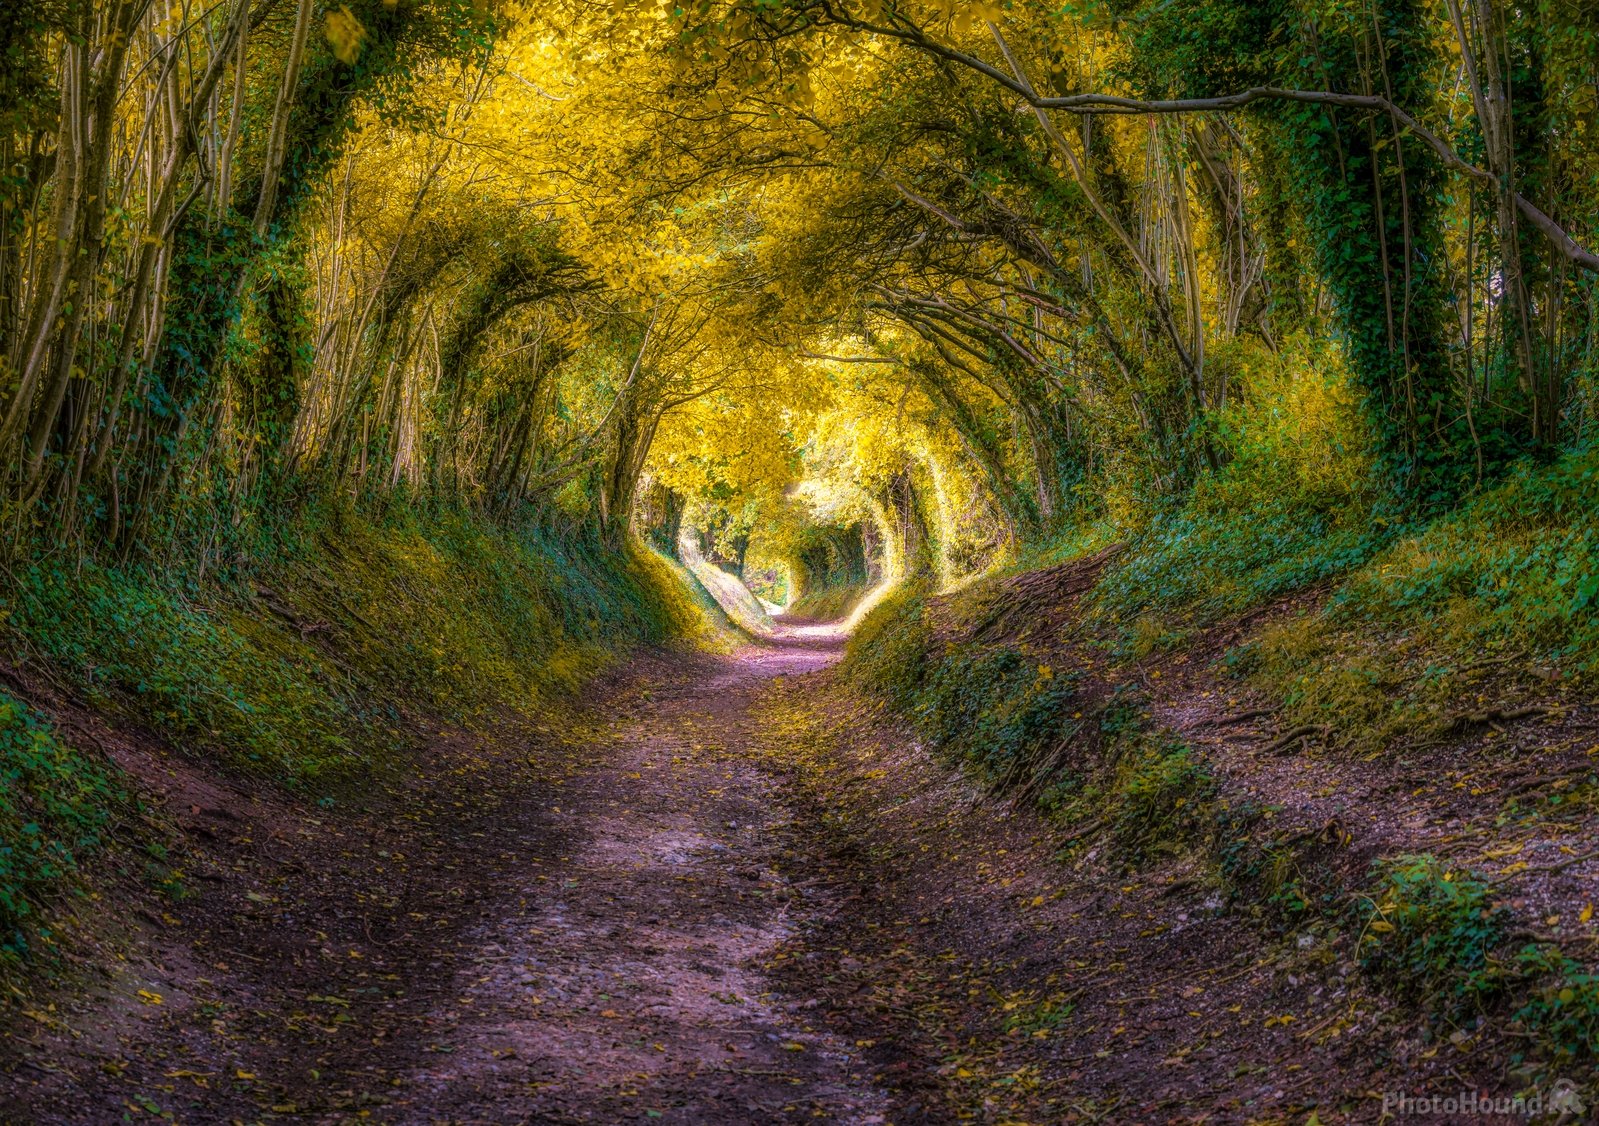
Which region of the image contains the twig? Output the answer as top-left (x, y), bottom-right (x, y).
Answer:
top-left (1197, 707), bottom-right (1277, 729)
top-left (1500, 770), bottom-right (1593, 800)
top-left (1446, 706), bottom-right (1552, 733)
top-left (1258, 724), bottom-right (1331, 756)
top-left (1490, 848), bottom-right (1599, 886)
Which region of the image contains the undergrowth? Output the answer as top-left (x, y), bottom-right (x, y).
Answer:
top-left (784, 582), bottom-right (869, 622)
top-left (1235, 445), bottom-right (1599, 751)
top-left (0, 694), bottom-right (125, 968)
top-left (1085, 334), bottom-right (1383, 632)
top-left (5, 503), bottom-right (696, 782)
top-left (1109, 740), bottom-right (1213, 863)
top-left (676, 538), bottom-right (773, 637)
top-left (844, 582), bottom-right (1094, 795)
top-left (1058, 695), bottom-right (1218, 866)
top-left (844, 586), bottom-right (933, 711)
top-left (1355, 859), bottom-right (1599, 1066)
top-left (1332, 446), bottom-right (1599, 671)
top-left (11, 555), bottom-right (366, 780)
top-left (915, 645), bottom-right (1079, 788)
top-left (1357, 856), bottom-right (1509, 1014)
top-left (1515, 949), bottom-right (1599, 1065)
top-left (1213, 801), bottom-right (1319, 919)
top-left (1051, 352), bottom-right (1596, 711)
top-left (845, 598), bottom-right (1216, 865)
top-left (0, 498), bottom-right (706, 973)
top-left (1029, 431), bottom-right (1599, 754)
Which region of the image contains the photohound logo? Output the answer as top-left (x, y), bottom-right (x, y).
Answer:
top-left (1550, 1080), bottom-right (1587, 1117)
top-left (1380, 1079), bottom-right (1586, 1119)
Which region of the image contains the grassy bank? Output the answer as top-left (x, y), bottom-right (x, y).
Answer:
top-left (0, 500), bottom-right (711, 973)
top-left (782, 582), bottom-right (870, 622)
top-left (840, 443), bottom-right (1599, 1077)
top-left (855, 440), bottom-right (1599, 768)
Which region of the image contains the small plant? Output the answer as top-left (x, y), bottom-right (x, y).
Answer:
top-left (1513, 948), bottom-right (1599, 1065)
top-left (1098, 689), bottom-right (1147, 737)
top-left (1215, 803), bottom-right (1319, 919)
top-left (1002, 994), bottom-right (1076, 1035)
top-left (1111, 742), bottom-right (1214, 863)
top-left (1035, 769), bottom-right (1085, 815)
top-left (1357, 856), bottom-right (1508, 1013)
top-left (142, 842), bottom-right (190, 903)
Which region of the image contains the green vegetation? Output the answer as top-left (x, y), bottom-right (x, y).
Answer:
top-left (1352, 860), bottom-right (1599, 1065)
top-left (6, 504), bottom-right (698, 783)
top-left (0, 500), bottom-right (709, 971)
top-left (842, 441), bottom-right (1599, 1071)
top-left (0, 695), bottom-right (124, 967)
top-left (846, 594), bottom-right (1215, 866)
top-left (1088, 336), bottom-right (1384, 628)
top-left (4, 0), bottom-right (1599, 1102)
top-left (915, 644), bottom-right (1079, 785)
top-left (844, 588), bottom-right (935, 710)
top-left (1225, 445), bottom-right (1599, 752)
top-left (1328, 446), bottom-right (1599, 671)
top-left (1516, 949), bottom-right (1599, 1065)
top-left (1213, 801), bottom-right (1318, 919)
top-left (1357, 856), bottom-right (1509, 1013)
top-left (1109, 740), bottom-right (1214, 864)
top-left (843, 585), bottom-right (1084, 793)
top-left (783, 584), bottom-right (869, 622)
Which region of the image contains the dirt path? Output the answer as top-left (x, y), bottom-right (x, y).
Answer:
top-left (0, 629), bottom-right (890, 1125)
top-left (8, 602), bottom-right (1593, 1124)
top-left (395, 631), bottom-right (888, 1124)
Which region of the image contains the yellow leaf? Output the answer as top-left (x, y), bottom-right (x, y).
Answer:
top-left (325, 6), bottom-right (366, 65)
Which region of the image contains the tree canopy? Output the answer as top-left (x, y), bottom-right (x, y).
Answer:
top-left (2, 0), bottom-right (1597, 593)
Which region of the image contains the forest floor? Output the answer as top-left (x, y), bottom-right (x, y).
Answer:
top-left (0, 623), bottom-right (894, 1124)
top-left (1, 602), bottom-right (1595, 1123)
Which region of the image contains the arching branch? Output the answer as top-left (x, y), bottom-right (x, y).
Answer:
top-left (810, 3), bottom-right (1599, 273)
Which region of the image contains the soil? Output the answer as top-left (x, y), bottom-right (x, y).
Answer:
top-left (1, 598), bottom-right (1596, 1124)
top-left (0, 628), bottom-right (889, 1125)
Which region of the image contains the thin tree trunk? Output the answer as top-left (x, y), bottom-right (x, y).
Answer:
top-left (253, 0), bottom-right (313, 234)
